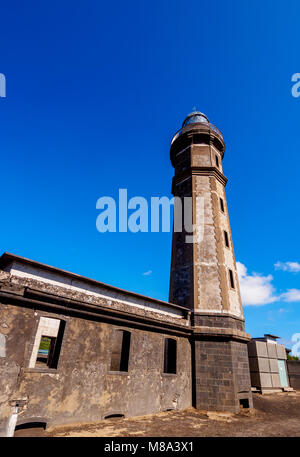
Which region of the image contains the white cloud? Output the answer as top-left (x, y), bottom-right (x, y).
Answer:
top-left (274, 261), bottom-right (300, 273)
top-left (236, 262), bottom-right (278, 306)
top-left (280, 289), bottom-right (300, 302)
top-left (237, 262), bottom-right (300, 306)
top-left (142, 270), bottom-right (152, 276)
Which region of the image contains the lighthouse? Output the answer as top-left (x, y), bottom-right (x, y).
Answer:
top-left (169, 111), bottom-right (253, 412)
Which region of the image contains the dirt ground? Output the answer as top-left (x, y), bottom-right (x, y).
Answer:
top-left (14, 392), bottom-right (300, 437)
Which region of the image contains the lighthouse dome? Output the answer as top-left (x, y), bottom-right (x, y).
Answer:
top-left (182, 111), bottom-right (209, 128)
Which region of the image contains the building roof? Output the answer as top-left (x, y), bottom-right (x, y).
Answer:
top-left (0, 252), bottom-right (189, 313)
top-left (182, 111), bottom-right (209, 128)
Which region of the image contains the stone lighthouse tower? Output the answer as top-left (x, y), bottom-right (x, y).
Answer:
top-left (169, 111), bottom-right (253, 412)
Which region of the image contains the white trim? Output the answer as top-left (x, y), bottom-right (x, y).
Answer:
top-left (7, 262), bottom-right (183, 319)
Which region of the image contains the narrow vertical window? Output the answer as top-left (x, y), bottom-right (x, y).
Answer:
top-left (110, 330), bottom-right (131, 372)
top-left (30, 317), bottom-right (65, 369)
top-left (224, 230), bottom-right (230, 248)
top-left (215, 155), bottom-right (219, 168)
top-left (220, 198), bottom-right (225, 213)
top-left (164, 338), bottom-right (177, 374)
top-left (229, 269), bottom-right (235, 289)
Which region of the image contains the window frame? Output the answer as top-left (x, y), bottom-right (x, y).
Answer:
top-left (26, 314), bottom-right (67, 373)
top-left (220, 197), bottom-right (225, 213)
top-left (229, 269), bottom-right (236, 290)
top-left (109, 328), bottom-right (131, 374)
top-left (224, 230), bottom-right (230, 248)
top-left (163, 337), bottom-right (177, 375)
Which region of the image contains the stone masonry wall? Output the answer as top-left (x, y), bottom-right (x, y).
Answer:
top-left (194, 338), bottom-right (252, 413)
top-left (287, 360), bottom-right (300, 390)
top-left (193, 175), bottom-right (223, 312)
top-left (0, 272), bottom-right (191, 435)
top-left (169, 176), bottom-right (194, 309)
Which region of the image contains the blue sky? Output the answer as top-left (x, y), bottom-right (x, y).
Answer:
top-left (0, 0), bottom-right (300, 351)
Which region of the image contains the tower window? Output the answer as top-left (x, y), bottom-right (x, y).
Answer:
top-left (229, 269), bottom-right (235, 289)
top-left (215, 155), bottom-right (219, 168)
top-left (224, 230), bottom-right (230, 248)
top-left (163, 338), bottom-right (177, 374)
top-left (220, 198), bottom-right (225, 213)
top-left (110, 330), bottom-right (131, 372)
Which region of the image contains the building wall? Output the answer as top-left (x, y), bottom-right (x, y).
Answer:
top-left (0, 272), bottom-right (191, 435)
top-left (193, 313), bottom-right (252, 413)
top-left (169, 175), bottom-right (194, 308)
top-left (193, 174), bottom-right (223, 313)
top-left (248, 340), bottom-right (288, 390)
top-left (211, 177), bottom-right (243, 318)
top-left (193, 339), bottom-right (252, 413)
top-left (287, 360), bottom-right (300, 390)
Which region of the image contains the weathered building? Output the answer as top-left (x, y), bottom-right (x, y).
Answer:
top-left (0, 254), bottom-right (192, 436)
top-left (0, 112), bottom-right (252, 436)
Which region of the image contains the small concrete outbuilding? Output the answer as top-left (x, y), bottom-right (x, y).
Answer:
top-left (248, 335), bottom-right (291, 393)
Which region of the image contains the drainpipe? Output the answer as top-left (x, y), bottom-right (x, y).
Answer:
top-left (6, 404), bottom-right (19, 437)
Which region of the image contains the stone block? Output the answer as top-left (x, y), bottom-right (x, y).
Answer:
top-left (269, 358), bottom-right (279, 373)
top-left (249, 357), bottom-right (270, 372)
top-left (271, 373), bottom-right (281, 388)
top-left (267, 343), bottom-right (277, 359)
top-left (258, 357), bottom-right (270, 372)
top-left (276, 344), bottom-right (287, 360)
top-left (260, 373), bottom-right (272, 388)
top-left (251, 341), bottom-right (268, 358)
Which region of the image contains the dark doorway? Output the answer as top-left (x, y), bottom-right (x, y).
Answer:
top-left (14, 422), bottom-right (47, 437)
top-left (104, 414), bottom-right (125, 420)
top-left (239, 398), bottom-right (250, 409)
